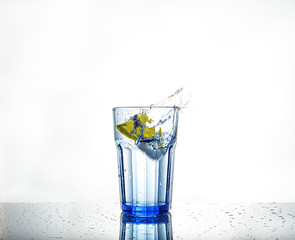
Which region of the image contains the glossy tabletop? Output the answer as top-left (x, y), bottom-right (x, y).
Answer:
top-left (0, 202), bottom-right (295, 239)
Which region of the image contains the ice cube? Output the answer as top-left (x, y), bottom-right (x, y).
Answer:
top-left (137, 141), bottom-right (166, 160)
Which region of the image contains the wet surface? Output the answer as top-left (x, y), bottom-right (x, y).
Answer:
top-left (0, 202), bottom-right (295, 239)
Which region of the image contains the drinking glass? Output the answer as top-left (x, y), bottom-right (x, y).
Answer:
top-left (113, 107), bottom-right (179, 216)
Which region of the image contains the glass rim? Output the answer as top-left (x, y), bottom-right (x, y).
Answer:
top-left (112, 106), bottom-right (180, 111)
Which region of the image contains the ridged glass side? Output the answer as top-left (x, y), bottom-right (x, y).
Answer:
top-left (116, 142), bottom-right (176, 215)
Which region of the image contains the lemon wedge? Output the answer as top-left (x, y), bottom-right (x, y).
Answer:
top-left (158, 127), bottom-right (162, 137)
top-left (143, 126), bottom-right (155, 138)
top-left (116, 113), bottom-right (158, 140)
top-left (116, 120), bottom-right (138, 140)
top-left (138, 113), bottom-right (152, 125)
top-left (136, 126), bottom-right (142, 136)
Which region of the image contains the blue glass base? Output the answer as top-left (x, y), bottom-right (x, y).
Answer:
top-left (121, 212), bottom-right (170, 224)
top-left (122, 203), bottom-right (169, 217)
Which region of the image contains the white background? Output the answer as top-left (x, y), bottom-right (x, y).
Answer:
top-left (1, 0), bottom-right (295, 202)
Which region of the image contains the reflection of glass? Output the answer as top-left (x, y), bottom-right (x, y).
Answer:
top-left (120, 212), bottom-right (173, 240)
top-left (113, 107), bottom-right (179, 216)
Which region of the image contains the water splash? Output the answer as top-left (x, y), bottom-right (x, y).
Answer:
top-left (150, 87), bottom-right (191, 111)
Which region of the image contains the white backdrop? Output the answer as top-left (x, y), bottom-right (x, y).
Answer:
top-left (1, 0), bottom-right (295, 202)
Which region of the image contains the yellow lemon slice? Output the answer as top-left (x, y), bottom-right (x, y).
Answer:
top-left (138, 113), bottom-right (152, 125)
top-left (158, 127), bottom-right (162, 137)
top-left (116, 113), bottom-right (159, 140)
top-left (136, 126), bottom-right (142, 136)
top-left (116, 120), bottom-right (138, 140)
top-left (143, 126), bottom-right (156, 138)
